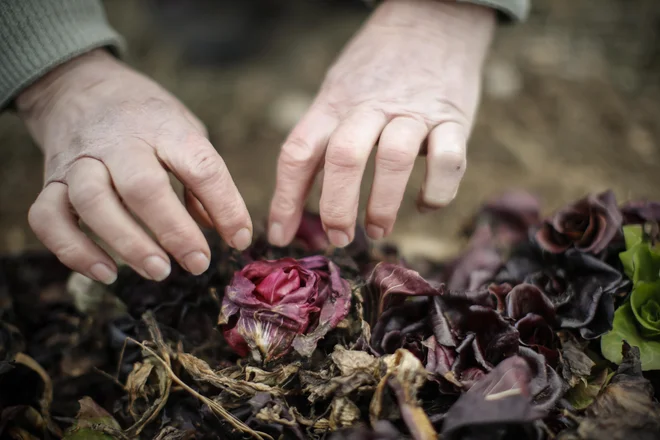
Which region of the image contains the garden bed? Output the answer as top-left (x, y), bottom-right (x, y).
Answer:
top-left (1, 190), bottom-right (659, 439)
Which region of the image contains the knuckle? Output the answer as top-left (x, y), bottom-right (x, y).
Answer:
top-left (216, 204), bottom-right (249, 232)
top-left (279, 137), bottom-right (315, 171)
top-left (436, 98), bottom-right (471, 125)
top-left (325, 142), bottom-right (362, 170)
top-left (369, 200), bottom-right (399, 221)
top-left (119, 169), bottom-right (170, 202)
top-left (271, 194), bottom-right (298, 217)
top-left (53, 242), bottom-right (85, 266)
top-left (430, 149), bottom-right (467, 174)
top-left (321, 204), bottom-right (353, 229)
top-left (157, 223), bottom-right (200, 251)
top-left (376, 145), bottom-right (416, 172)
top-left (110, 235), bottom-right (145, 257)
top-left (68, 180), bottom-right (108, 211)
top-left (182, 147), bottom-right (225, 189)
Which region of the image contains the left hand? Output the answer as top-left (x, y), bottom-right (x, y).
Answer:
top-left (268, 0), bottom-right (495, 247)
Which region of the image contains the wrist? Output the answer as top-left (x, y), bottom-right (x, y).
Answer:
top-left (373, 0), bottom-right (496, 41)
top-left (16, 49), bottom-right (122, 151)
top-left (16, 48), bottom-right (118, 122)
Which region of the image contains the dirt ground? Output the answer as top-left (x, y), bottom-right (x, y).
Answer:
top-left (2, 0), bottom-right (660, 261)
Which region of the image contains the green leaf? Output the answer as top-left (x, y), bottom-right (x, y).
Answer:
top-left (621, 244), bottom-right (660, 285)
top-left (565, 367), bottom-right (613, 410)
top-left (601, 303), bottom-right (660, 371)
top-left (623, 224), bottom-right (644, 250)
top-left (620, 225), bottom-right (644, 280)
top-left (62, 397), bottom-right (122, 440)
top-left (630, 281), bottom-right (660, 338)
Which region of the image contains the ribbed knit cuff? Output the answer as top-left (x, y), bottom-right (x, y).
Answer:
top-left (456, 0), bottom-right (530, 23)
top-left (363, 0), bottom-right (530, 23)
top-left (0, 0), bottom-right (126, 111)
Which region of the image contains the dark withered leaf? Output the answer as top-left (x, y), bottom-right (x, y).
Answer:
top-left (0, 406), bottom-right (47, 439)
top-left (0, 321), bottom-right (24, 374)
top-left (441, 355), bottom-right (546, 439)
top-left (299, 347), bottom-right (380, 404)
top-left (178, 352), bottom-right (284, 397)
top-left (559, 334), bottom-right (595, 388)
top-left (329, 397), bottom-right (362, 431)
top-left (153, 426), bottom-right (196, 440)
top-left (328, 421), bottom-right (403, 440)
top-left (558, 343), bottom-right (660, 440)
top-left (371, 349), bottom-right (437, 440)
top-left (332, 345), bottom-right (379, 377)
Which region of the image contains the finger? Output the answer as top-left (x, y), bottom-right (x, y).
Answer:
top-left (28, 182), bottom-right (118, 284)
top-left (320, 109), bottom-right (388, 247)
top-left (67, 158), bottom-right (172, 281)
top-left (418, 121), bottom-right (467, 210)
top-left (104, 148), bottom-right (212, 276)
top-left (366, 116), bottom-right (428, 239)
top-left (157, 134), bottom-right (253, 251)
top-left (268, 105), bottom-right (338, 247)
top-left (185, 188), bottom-right (214, 229)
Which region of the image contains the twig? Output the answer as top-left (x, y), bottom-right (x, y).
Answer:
top-left (128, 338), bottom-right (273, 440)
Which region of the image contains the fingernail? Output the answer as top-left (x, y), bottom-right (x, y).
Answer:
top-left (328, 229), bottom-right (350, 247)
top-left (143, 255), bottom-right (171, 281)
top-left (269, 222), bottom-right (285, 247)
top-left (366, 224), bottom-right (385, 240)
top-left (231, 228), bottom-right (252, 251)
top-left (183, 251), bottom-right (210, 275)
top-left (89, 263), bottom-right (117, 285)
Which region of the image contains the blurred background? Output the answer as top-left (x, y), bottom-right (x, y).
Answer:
top-left (1, 0), bottom-right (660, 261)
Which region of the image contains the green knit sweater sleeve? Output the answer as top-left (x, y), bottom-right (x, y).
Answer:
top-left (457, 0), bottom-right (530, 22)
top-left (364, 0), bottom-right (530, 23)
top-left (0, 0), bottom-right (125, 111)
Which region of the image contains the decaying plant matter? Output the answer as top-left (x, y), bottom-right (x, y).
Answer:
top-left (1, 189), bottom-right (660, 439)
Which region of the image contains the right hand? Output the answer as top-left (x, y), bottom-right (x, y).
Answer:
top-left (17, 49), bottom-right (252, 284)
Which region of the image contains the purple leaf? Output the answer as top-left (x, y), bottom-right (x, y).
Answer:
top-left (535, 190), bottom-right (622, 255)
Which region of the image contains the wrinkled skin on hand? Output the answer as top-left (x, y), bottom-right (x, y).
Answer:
top-left (17, 49), bottom-right (252, 285)
top-left (268, 0), bottom-right (495, 248)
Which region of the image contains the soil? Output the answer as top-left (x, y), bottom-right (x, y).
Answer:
top-left (2, 0), bottom-right (660, 261)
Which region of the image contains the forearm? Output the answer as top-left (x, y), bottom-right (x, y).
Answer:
top-left (0, 0), bottom-right (125, 111)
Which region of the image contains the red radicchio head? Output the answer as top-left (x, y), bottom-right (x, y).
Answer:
top-left (535, 190), bottom-right (622, 255)
top-left (218, 256), bottom-right (351, 363)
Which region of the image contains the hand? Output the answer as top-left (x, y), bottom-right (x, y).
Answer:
top-left (268, 0), bottom-right (495, 247)
top-left (18, 49), bottom-right (252, 284)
